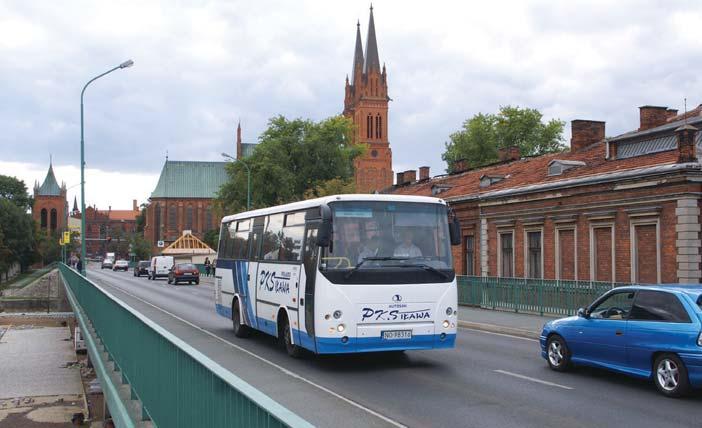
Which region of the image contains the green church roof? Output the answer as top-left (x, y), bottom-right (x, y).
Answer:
top-left (150, 160), bottom-right (228, 199)
top-left (37, 164), bottom-right (62, 196)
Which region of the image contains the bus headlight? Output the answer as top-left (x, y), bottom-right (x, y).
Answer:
top-left (337, 324), bottom-right (346, 333)
top-left (333, 310), bottom-right (343, 319)
top-left (446, 307), bottom-right (453, 316)
top-left (442, 320), bottom-right (450, 329)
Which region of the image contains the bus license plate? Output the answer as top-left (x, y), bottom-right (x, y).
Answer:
top-left (382, 330), bottom-right (412, 340)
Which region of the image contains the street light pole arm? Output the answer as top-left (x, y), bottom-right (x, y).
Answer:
top-left (81, 66), bottom-right (121, 103)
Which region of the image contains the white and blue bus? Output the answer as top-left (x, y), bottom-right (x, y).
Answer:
top-left (215, 194), bottom-right (461, 356)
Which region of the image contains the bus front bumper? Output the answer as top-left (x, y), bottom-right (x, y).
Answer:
top-left (312, 332), bottom-right (456, 354)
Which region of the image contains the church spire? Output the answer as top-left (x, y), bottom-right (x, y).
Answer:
top-left (351, 20), bottom-right (364, 82)
top-left (363, 4), bottom-right (380, 74)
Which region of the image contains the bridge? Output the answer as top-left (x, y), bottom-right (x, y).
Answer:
top-left (59, 263), bottom-right (700, 428)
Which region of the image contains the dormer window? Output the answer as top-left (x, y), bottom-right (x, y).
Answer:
top-left (547, 160), bottom-right (586, 176)
top-left (480, 175), bottom-right (505, 188)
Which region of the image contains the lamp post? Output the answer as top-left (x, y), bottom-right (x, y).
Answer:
top-left (221, 152), bottom-right (251, 209)
top-left (80, 59), bottom-right (134, 275)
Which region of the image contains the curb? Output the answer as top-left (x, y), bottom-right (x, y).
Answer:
top-left (457, 320), bottom-right (541, 340)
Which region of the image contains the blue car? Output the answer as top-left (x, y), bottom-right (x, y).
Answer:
top-left (540, 285), bottom-right (702, 397)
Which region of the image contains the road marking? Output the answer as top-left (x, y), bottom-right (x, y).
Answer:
top-left (90, 271), bottom-right (407, 428)
top-left (458, 326), bottom-right (538, 342)
top-left (494, 369), bottom-right (573, 390)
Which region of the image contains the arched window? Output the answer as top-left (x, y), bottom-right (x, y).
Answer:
top-left (40, 208), bottom-right (48, 229)
top-left (205, 208), bottom-right (213, 231)
top-left (50, 209), bottom-right (57, 231)
top-left (154, 203), bottom-right (161, 243)
top-left (377, 115), bottom-right (382, 139)
top-left (367, 114), bottom-right (373, 139)
top-left (186, 206), bottom-right (194, 230)
top-left (168, 205), bottom-right (177, 230)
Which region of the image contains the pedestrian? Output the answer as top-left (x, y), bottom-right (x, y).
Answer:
top-left (211, 259), bottom-right (216, 277)
top-left (204, 257), bottom-right (211, 277)
top-left (76, 257), bottom-right (83, 273)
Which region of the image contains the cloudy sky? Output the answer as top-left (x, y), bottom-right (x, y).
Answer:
top-left (2, 0), bottom-right (702, 209)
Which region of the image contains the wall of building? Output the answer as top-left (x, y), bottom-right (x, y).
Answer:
top-left (145, 198), bottom-right (221, 253)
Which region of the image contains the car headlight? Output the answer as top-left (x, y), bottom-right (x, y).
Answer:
top-left (698, 332), bottom-right (702, 347)
top-left (442, 320), bottom-right (450, 329)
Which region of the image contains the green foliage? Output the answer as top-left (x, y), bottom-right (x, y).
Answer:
top-left (442, 106), bottom-right (566, 172)
top-left (130, 234), bottom-right (152, 261)
top-left (0, 175), bottom-right (32, 211)
top-left (135, 204), bottom-right (147, 233)
top-left (218, 115), bottom-right (361, 213)
top-left (203, 229), bottom-right (219, 250)
top-left (35, 230), bottom-right (61, 265)
top-left (0, 199), bottom-right (36, 275)
top-left (304, 177), bottom-right (356, 199)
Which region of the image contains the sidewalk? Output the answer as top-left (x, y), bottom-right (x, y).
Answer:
top-left (457, 305), bottom-right (560, 339)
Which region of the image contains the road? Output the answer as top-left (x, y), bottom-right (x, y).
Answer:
top-left (87, 266), bottom-right (701, 428)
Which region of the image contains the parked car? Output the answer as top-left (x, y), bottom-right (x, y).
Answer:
top-left (541, 285), bottom-right (702, 397)
top-left (148, 256), bottom-right (174, 280)
top-left (113, 260), bottom-right (129, 271)
top-left (101, 259), bottom-right (114, 270)
top-left (133, 260), bottom-right (150, 277)
top-left (168, 263), bottom-right (200, 285)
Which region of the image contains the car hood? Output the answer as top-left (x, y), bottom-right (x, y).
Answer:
top-left (544, 315), bottom-right (579, 330)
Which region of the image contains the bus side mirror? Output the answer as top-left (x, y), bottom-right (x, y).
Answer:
top-left (449, 215), bottom-right (461, 246)
top-left (317, 205), bottom-right (332, 247)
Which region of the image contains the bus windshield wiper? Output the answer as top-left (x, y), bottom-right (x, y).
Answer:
top-left (344, 257), bottom-right (409, 279)
top-left (398, 263), bottom-right (450, 280)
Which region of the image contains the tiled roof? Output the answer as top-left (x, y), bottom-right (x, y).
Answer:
top-left (108, 210), bottom-right (139, 221)
top-left (36, 164), bottom-right (62, 196)
top-left (150, 161), bottom-right (228, 199)
top-left (389, 141), bottom-right (680, 200)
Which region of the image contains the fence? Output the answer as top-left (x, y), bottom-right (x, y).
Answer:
top-left (59, 264), bottom-right (313, 428)
top-left (457, 276), bottom-right (630, 317)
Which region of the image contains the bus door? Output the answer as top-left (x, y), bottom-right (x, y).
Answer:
top-left (247, 223), bottom-right (263, 329)
top-left (299, 221), bottom-right (319, 352)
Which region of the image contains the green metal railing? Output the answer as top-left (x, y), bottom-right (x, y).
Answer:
top-left (457, 276), bottom-right (630, 317)
top-left (59, 264), bottom-right (313, 428)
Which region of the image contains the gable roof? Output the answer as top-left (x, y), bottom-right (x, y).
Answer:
top-left (162, 232), bottom-right (216, 255)
top-left (109, 210), bottom-right (139, 221)
top-left (150, 160), bottom-right (228, 199)
top-left (37, 164), bottom-right (62, 196)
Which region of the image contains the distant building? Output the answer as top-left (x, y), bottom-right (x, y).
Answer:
top-left (145, 160), bottom-right (227, 253)
top-left (388, 104), bottom-right (702, 284)
top-left (343, 6), bottom-right (393, 193)
top-left (235, 122), bottom-right (257, 159)
top-left (32, 161), bottom-right (67, 235)
top-left (71, 200), bottom-right (141, 258)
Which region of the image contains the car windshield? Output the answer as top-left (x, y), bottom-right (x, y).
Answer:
top-left (323, 201), bottom-right (452, 270)
top-left (178, 264), bottom-right (196, 270)
top-left (138, 262), bottom-right (149, 267)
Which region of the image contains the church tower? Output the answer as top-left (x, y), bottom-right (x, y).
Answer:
top-left (344, 5), bottom-right (393, 193)
top-left (32, 160), bottom-right (67, 235)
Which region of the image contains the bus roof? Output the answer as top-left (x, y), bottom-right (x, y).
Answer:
top-left (221, 194), bottom-right (448, 224)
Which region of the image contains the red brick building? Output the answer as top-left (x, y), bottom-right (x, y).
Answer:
top-left (73, 201), bottom-right (141, 258)
top-left (343, 6), bottom-right (393, 193)
top-left (32, 162), bottom-right (67, 235)
top-left (388, 104), bottom-right (702, 284)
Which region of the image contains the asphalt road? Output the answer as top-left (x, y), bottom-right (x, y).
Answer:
top-left (87, 266), bottom-right (701, 428)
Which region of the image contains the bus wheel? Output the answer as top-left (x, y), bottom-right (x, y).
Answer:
top-left (279, 313), bottom-right (302, 358)
top-left (232, 299), bottom-right (251, 338)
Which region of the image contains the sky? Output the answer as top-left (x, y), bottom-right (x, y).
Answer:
top-left (2, 0), bottom-right (702, 209)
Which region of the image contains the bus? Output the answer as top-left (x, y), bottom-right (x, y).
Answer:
top-left (214, 194), bottom-right (461, 357)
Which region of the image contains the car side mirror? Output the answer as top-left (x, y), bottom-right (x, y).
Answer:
top-left (577, 307), bottom-right (588, 318)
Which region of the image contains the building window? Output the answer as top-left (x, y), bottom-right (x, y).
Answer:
top-left (186, 206), bottom-right (194, 230)
top-left (154, 203), bottom-right (161, 243)
top-left (465, 235), bottom-right (475, 276)
top-left (205, 208), bottom-right (213, 231)
top-left (556, 228), bottom-right (577, 280)
top-left (590, 225), bottom-right (614, 282)
top-left (630, 220), bottom-right (660, 284)
top-left (498, 231), bottom-right (514, 278)
top-left (40, 209), bottom-right (47, 229)
top-left (526, 230), bottom-right (542, 279)
top-left (367, 115), bottom-right (373, 139)
top-left (50, 209), bottom-right (57, 231)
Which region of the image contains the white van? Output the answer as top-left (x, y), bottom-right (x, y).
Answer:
top-left (149, 256), bottom-right (174, 280)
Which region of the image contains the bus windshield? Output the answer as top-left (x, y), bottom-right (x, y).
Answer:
top-left (323, 201), bottom-right (452, 272)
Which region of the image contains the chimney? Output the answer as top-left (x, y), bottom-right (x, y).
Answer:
top-left (677, 124), bottom-right (698, 163)
top-left (419, 166), bottom-right (430, 181)
top-left (452, 159), bottom-right (469, 173)
top-left (133, 199), bottom-right (138, 211)
top-left (396, 172), bottom-right (405, 185)
top-left (639, 106), bottom-right (668, 131)
top-left (236, 121), bottom-right (243, 159)
top-left (498, 146), bottom-right (521, 162)
top-left (403, 170), bottom-right (417, 183)
top-left (570, 120), bottom-right (605, 152)
top-left (666, 109), bottom-right (679, 120)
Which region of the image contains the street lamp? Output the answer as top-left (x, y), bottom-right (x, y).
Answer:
top-left (80, 59), bottom-right (134, 275)
top-left (221, 152), bottom-right (251, 210)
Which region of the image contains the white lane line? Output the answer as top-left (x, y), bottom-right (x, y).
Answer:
top-left (458, 326), bottom-right (539, 342)
top-left (94, 274), bottom-right (407, 428)
top-left (494, 369), bottom-right (573, 390)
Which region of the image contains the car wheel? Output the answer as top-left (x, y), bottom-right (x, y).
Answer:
top-left (167, 277), bottom-right (172, 284)
top-left (653, 353), bottom-right (690, 397)
top-left (232, 300), bottom-right (251, 338)
top-left (280, 315), bottom-right (302, 358)
top-left (546, 335), bottom-right (571, 372)
top-left (195, 279), bottom-right (199, 285)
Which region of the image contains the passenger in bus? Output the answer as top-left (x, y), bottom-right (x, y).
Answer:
top-left (357, 235), bottom-right (381, 263)
top-left (394, 230), bottom-right (422, 258)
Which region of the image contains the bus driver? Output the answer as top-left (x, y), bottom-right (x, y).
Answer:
top-left (394, 229), bottom-right (422, 258)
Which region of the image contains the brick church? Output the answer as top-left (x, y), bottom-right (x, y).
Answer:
top-left (344, 6), bottom-right (393, 193)
top-left (32, 161), bottom-right (67, 235)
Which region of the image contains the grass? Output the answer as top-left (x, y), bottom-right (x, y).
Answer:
top-left (0, 263), bottom-right (56, 291)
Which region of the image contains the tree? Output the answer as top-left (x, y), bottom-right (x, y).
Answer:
top-left (442, 106), bottom-right (565, 172)
top-left (135, 204), bottom-right (147, 233)
top-left (203, 229), bottom-right (219, 250)
top-left (0, 199), bottom-right (36, 274)
top-left (303, 177), bottom-right (356, 199)
top-left (0, 175), bottom-right (32, 211)
top-left (218, 115), bottom-right (361, 212)
top-left (130, 234), bottom-right (152, 261)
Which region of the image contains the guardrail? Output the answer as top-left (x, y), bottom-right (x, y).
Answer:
top-left (59, 264), bottom-right (313, 428)
top-left (457, 276), bottom-right (630, 316)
